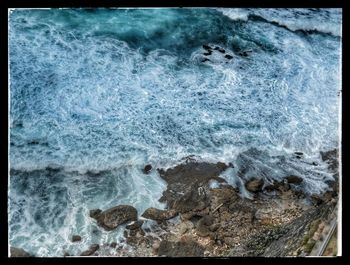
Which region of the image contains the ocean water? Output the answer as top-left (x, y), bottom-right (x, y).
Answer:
top-left (9, 8), bottom-right (341, 256)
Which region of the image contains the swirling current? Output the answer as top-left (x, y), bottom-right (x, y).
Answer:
top-left (9, 8), bottom-right (341, 256)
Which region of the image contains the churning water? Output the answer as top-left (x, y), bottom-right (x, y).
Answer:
top-left (9, 8), bottom-right (341, 256)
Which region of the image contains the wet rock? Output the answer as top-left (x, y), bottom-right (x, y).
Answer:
top-left (285, 175), bottom-right (303, 185)
top-left (320, 149), bottom-right (339, 172)
top-left (225, 54), bottom-right (233, 59)
top-left (294, 152), bottom-right (304, 156)
top-left (210, 186), bottom-right (239, 204)
top-left (91, 205), bottom-right (137, 231)
top-left (218, 48), bottom-right (225, 53)
top-left (157, 240), bottom-right (205, 257)
top-left (110, 242), bottom-right (117, 248)
top-left (142, 207), bottom-right (178, 221)
top-left (201, 58), bottom-right (210, 63)
top-left (89, 209), bottom-right (102, 218)
top-left (203, 44), bottom-right (212, 50)
top-left (71, 235), bottom-right (82, 242)
top-left (10, 247), bottom-right (31, 257)
top-left (126, 220), bottom-right (144, 230)
top-left (63, 252), bottom-right (70, 257)
top-left (143, 164), bottom-right (152, 174)
top-left (80, 244), bottom-right (99, 256)
top-left (204, 51), bottom-right (212, 56)
top-left (157, 161), bottom-right (228, 213)
top-left (245, 178), bottom-right (264, 192)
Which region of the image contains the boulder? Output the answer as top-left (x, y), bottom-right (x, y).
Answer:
top-left (89, 209), bottom-right (102, 218)
top-left (141, 207), bottom-right (178, 221)
top-left (10, 247), bottom-right (31, 257)
top-left (285, 175), bottom-right (303, 185)
top-left (126, 220), bottom-right (144, 230)
top-left (143, 164), bottom-right (152, 174)
top-left (80, 244), bottom-right (99, 256)
top-left (225, 54), bottom-right (233, 59)
top-left (157, 240), bottom-right (204, 257)
top-left (71, 235), bottom-right (82, 242)
top-left (245, 178), bottom-right (264, 192)
top-left (91, 205), bottom-right (138, 231)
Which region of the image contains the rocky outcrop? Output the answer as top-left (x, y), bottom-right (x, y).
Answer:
top-left (10, 247), bottom-right (32, 257)
top-left (157, 161), bottom-right (228, 213)
top-left (157, 239), bottom-right (205, 257)
top-left (141, 208), bottom-right (178, 221)
top-left (80, 244), bottom-right (100, 256)
top-left (227, 200), bottom-right (337, 257)
top-left (245, 178), bottom-right (264, 192)
top-left (90, 205), bottom-right (138, 231)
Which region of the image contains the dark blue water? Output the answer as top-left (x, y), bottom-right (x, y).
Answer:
top-left (9, 8), bottom-right (341, 256)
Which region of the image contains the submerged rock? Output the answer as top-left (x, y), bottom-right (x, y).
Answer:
top-left (141, 207), bottom-right (178, 221)
top-left (245, 178), bottom-right (264, 192)
top-left (157, 239), bottom-right (205, 257)
top-left (90, 205), bottom-right (137, 231)
top-left (225, 54), bottom-right (233, 59)
top-left (10, 247), bottom-right (31, 257)
top-left (80, 244), bottom-right (99, 256)
top-left (72, 235), bottom-right (82, 242)
top-left (202, 44), bottom-right (212, 50)
top-left (143, 164), bottom-right (152, 174)
top-left (285, 175), bottom-right (303, 184)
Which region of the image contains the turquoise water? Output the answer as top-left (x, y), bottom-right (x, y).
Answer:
top-left (9, 8), bottom-right (341, 256)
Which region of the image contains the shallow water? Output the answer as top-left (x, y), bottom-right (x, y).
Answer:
top-left (9, 8), bottom-right (341, 256)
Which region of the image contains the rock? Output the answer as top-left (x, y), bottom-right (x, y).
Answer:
top-left (80, 244), bottom-right (99, 256)
top-left (89, 209), bottom-right (102, 218)
top-left (245, 178), bottom-right (264, 192)
top-left (320, 149), bottom-right (339, 172)
top-left (196, 215), bottom-right (214, 237)
top-left (71, 235), bottom-right (82, 242)
top-left (143, 164), bottom-right (152, 174)
top-left (91, 205), bottom-right (137, 231)
top-left (285, 175), bottom-right (303, 185)
top-left (110, 242), bottom-right (117, 248)
top-left (152, 241), bottom-right (160, 252)
top-left (10, 247), bottom-right (31, 257)
top-left (63, 252), bottom-right (70, 257)
top-left (218, 48), bottom-right (225, 53)
top-left (294, 152), bottom-right (304, 156)
top-left (203, 44), bottom-right (212, 50)
top-left (210, 186), bottom-right (239, 204)
top-left (126, 220), bottom-right (144, 230)
top-left (204, 51), bottom-right (212, 56)
top-left (209, 223), bottom-right (220, 232)
top-left (225, 54), bottom-right (233, 59)
top-left (199, 215), bottom-right (214, 226)
top-left (157, 240), bottom-right (205, 257)
top-left (201, 58), bottom-right (210, 63)
top-left (157, 162), bottom-right (227, 213)
top-left (141, 208), bottom-right (178, 221)
top-left (224, 237), bottom-right (236, 246)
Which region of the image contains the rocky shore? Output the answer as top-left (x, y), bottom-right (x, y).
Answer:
top-left (10, 149), bottom-right (339, 257)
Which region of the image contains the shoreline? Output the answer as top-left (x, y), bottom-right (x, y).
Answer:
top-left (10, 148), bottom-right (339, 257)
